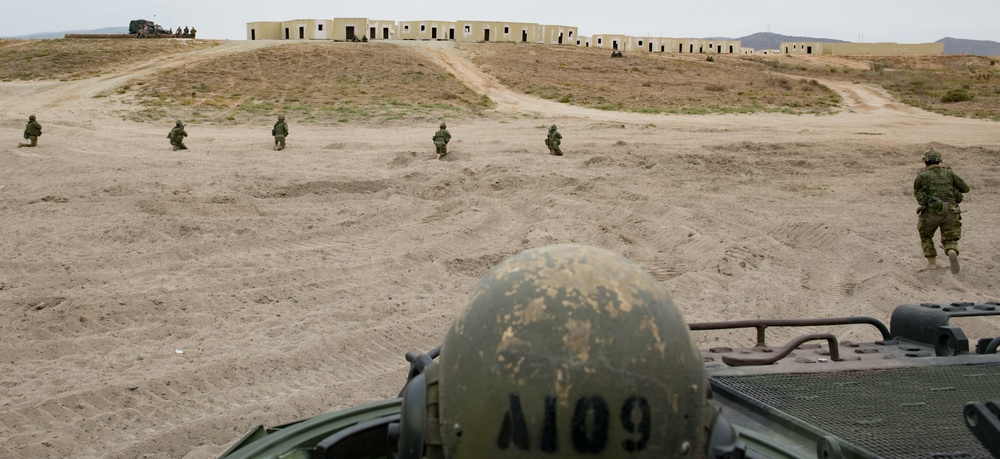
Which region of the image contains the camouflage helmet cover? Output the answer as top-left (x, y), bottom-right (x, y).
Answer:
top-left (436, 244), bottom-right (713, 458)
top-left (29, 114), bottom-right (36, 121)
top-left (278, 115), bottom-right (285, 121)
top-left (175, 120), bottom-right (184, 127)
top-left (923, 148), bottom-right (942, 163)
top-left (550, 124), bottom-right (557, 130)
top-left (440, 122), bottom-right (447, 129)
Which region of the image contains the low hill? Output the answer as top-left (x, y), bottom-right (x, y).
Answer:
top-left (937, 37), bottom-right (1000, 56)
top-left (738, 32), bottom-right (849, 50)
top-left (4, 27), bottom-right (128, 39)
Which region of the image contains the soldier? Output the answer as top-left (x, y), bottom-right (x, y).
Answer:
top-left (168, 120), bottom-right (188, 151)
top-left (18, 114), bottom-right (42, 148)
top-left (190, 28), bottom-right (197, 39)
top-left (914, 149), bottom-right (970, 273)
top-left (183, 26), bottom-right (189, 36)
top-left (433, 122), bottom-right (451, 158)
top-left (545, 124), bottom-right (562, 156)
top-left (176, 26), bottom-right (182, 36)
top-left (272, 115), bottom-right (289, 151)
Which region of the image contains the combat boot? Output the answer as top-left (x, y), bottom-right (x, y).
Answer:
top-left (919, 257), bottom-right (937, 271)
top-left (947, 250), bottom-right (960, 274)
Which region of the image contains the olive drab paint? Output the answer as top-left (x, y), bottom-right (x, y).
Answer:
top-left (433, 244), bottom-right (716, 458)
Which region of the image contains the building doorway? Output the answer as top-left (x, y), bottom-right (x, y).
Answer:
top-left (484, 29), bottom-right (490, 41)
top-left (345, 26), bottom-right (355, 41)
top-left (432, 27), bottom-right (438, 39)
top-left (522, 30), bottom-right (527, 42)
top-left (298, 26), bottom-right (304, 39)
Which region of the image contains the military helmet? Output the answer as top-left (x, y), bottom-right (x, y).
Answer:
top-left (923, 148), bottom-right (942, 164)
top-left (29, 114), bottom-right (36, 121)
top-left (440, 122), bottom-right (447, 129)
top-left (175, 120), bottom-right (184, 127)
top-left (430, 244), bottom-right (715, 458)
top-left (278, 115), bottom-right (285, 121)
top-left (550, 124), bottom-right (557, 130)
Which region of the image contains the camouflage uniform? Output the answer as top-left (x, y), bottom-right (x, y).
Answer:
top-left (433, 123), bottom-right (451, 158)
top-left (272, 115), bottom-right (289, 151)
top-left (168, 120), bottom-right (188, 150)
top-left (18, 115), bottom-right (42, 148)
top-left (545, 124), bottom-right (562, 156)
top-left (914, 150), bottom-right (969, 272)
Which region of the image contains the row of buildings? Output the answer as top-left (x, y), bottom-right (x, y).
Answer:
top-left (246, 18), bottom-right (745, 55)
top-left (245, 18), bottom-right (943, 56)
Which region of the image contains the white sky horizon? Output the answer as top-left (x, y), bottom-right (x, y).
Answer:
top-left (2, 0), bottom-right (997, 44)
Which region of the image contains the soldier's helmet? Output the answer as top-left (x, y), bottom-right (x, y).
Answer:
top-left (398, 244), bottom-right (721, 458)
top-left (440, 122), bottom-right (447, 129)
top-left (550, 124), bottom-right (557, 131)
top-left (175, 120), bottom-right (184, 127)
top-left (278, 115), bottom-right (285, 121)
top-left (923, 148), bottom-right (942, 164)
top-left (29, 115), bottom-right (36, 121)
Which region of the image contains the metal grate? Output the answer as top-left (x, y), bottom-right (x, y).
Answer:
top-left (712, 364), bottom-right (1000, 458)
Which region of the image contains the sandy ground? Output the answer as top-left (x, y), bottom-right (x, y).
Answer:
top-left (1, 41), bottom-right (999, 458)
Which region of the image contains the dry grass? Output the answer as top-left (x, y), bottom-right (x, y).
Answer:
top-left (0, 38), bottom-right (215, 81)
top-left (5, 39), bottom-right (999, 122)
top-left (123, 42), bottom-right (487, 125)
top-left (460, 43), bottom-right (842, 115)
top-left (752, 53), bottom-right (1000, 121)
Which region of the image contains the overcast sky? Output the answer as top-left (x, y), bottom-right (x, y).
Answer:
top-left (3, 0), bottom-right (997, 43)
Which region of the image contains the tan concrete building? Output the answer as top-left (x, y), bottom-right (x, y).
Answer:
top-left (454, 21), bottom-right (495, 42)
top-left (279, 20), bottom-right (334, 40)
top-left (331, 18), bottom-right (369, 41)
top-left (454, 21), bottom-right (534, 43)
top-left (542, 25), bottom-right (578, 45)
top-left (245, 19), bottom-right (332, 40)
top-left (591, 34), bottom-right (630, 51)
top-left (367, 20), bottom-right (397, 40)
top-left (781, 41), bottom-right (944, 55)
top-left (398, 20), bottom-right (455, 40)
top-left (247, 21), bottom-right (282, 40)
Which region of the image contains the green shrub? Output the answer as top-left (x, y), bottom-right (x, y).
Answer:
top-left (941, 88), bottom-right (973, 103)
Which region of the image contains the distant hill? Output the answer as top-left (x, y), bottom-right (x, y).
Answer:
top-left (4, 27), bottom-right (128, 39)
top-left (737, 32), bottom-right (848, 51)
top-left (736, 32), bottom-right (1000, 56)
top-left (937, 37), bottom-right (1000, 56)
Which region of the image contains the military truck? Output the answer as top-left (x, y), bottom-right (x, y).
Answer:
top-left (128, 19), bottom-right (172, 38)
top-left (218, 245), bottom-right (1000, 459)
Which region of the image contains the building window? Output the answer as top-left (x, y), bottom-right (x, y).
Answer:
top-left (464, 25), bottom-right (470, 33)
top-left (504, 26), bottom-right (509, 34)
top-left (597, 38), bottom-right (602, 44)
top-left (638, 40), bottom-right (643, 46)
top-left (404, 25), bottom-right (409, 32)
top-left (420, 25), bottom-right (425, 32)
top-left (318, 24), bottom-right (323, 31)
top-left (709, 43), bottom-right (713, 48)
top-left (569, 31), bottom-right (573, 37)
